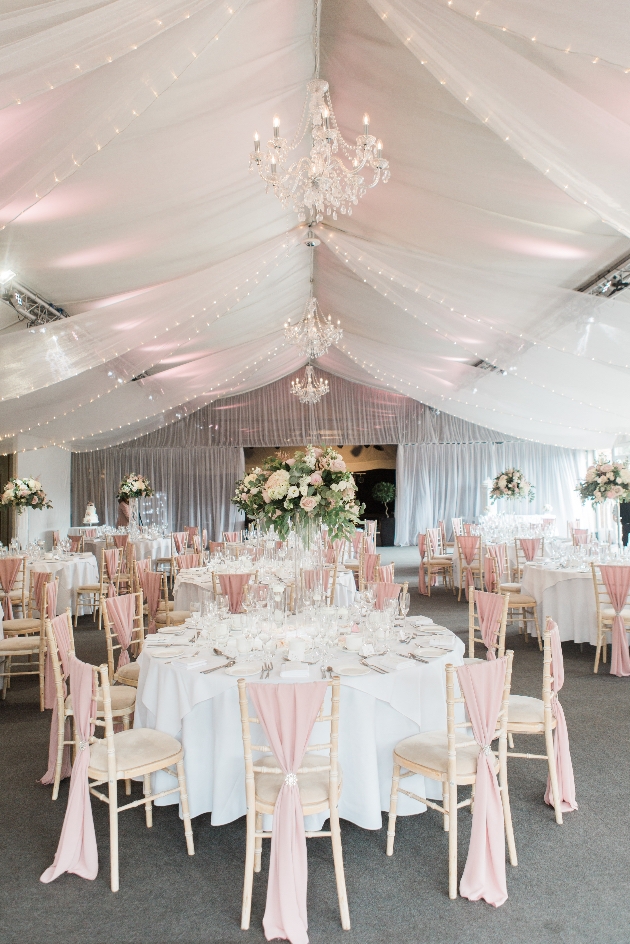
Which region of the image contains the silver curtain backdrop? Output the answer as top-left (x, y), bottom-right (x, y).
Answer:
top-left (71, 446), bottom-right (244, 540)
top-left (395, 442), bottom-right (588, 545)
top-left (71, 372), bottom-right (587, 542)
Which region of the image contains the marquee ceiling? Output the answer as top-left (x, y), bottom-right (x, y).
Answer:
top-left (1, 0), bottom-right (630, 452)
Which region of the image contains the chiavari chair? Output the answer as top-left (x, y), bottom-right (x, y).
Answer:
top-left (591, 562), bottom-right (630, 673)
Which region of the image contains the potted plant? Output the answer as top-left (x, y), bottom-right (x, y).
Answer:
top-left (372, 481), bottom-right (396, 546)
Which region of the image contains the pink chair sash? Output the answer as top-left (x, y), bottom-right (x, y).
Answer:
top-left (484, 544), bottom-right (506, 593)
top-left (543, 622), bottom-right (578, 813)
top-left (573, 529), bottom-right (589, 545)
top-left (43, 581), bottom-right (60, 709)
top-left (185, 526), bottom-right (199, 544)
top-left (351, 533), bottom-right (362, 557)
top-left (457, 535), bottom-right (479, 600)
top-left (379, 564), bottom-right (394, 583)
top-left (463, 523), bottom-right (473, 535)
top-left (172, 532), bottom-right (187, 553)
top-left (139, 570), bottom-right (162, 633)
top-left (176, 553), bottom-right (201, 571)
top-left (456, 658), bottom-right (509, 907)
top-left (366, 537), bottom-right (376, 554)
top-left (41, 656), bottom-right (98, 884)
top-left (325, 547), bottom-right (336, 564)
top-left (136, 558), bottom-right (151, 575)
top-left (418, 533), bottom-right (428, 595)
top-left (218, 573), bottom-right (251, 613)
top-left (224, 531), bottom-right (240, 543)
top-left (248, 681), bottom-right (327, 944)
top-left (84, 529), bottom-right (97, 539)
top-left (519, 538), bottom-right (540, 562)
top-left (209, 541), bottom-right (224, 554)
top-left (364, 553), bottom-right (379, 583)
top-left (375, 582), bottom-right (401, 610)
top-left (113, 534), bottom-right (128, 549)
top-left (475, 590), bottom-right (504, 660)
top-left (599, 565), bottom-right (630, 677)
top-left (302, 569), bottom-right (330, 592)
top-left (33, 570), bottom-right (51, 615)
top-left (69, 535), bottom-right (83, 552)
top-left (103, 549), bottom-right (119, 597)
top-left (105, 594), bottom-right (135, 670)
top-left (40, 614), bottom-right (74, 785)
top-left (0, 557), bottom-right (22, 618)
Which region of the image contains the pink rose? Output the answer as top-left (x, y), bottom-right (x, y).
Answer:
top-left (310, 472), bottom-right (323, 485)
top-left (313, 448), bottom-right (323, 458)
top-left (286, 458), bottom-right (296, 467)
top-left (31, 497), bottom-right (37, 505)
top-left (330, 459), bottom-right (346, 472)
top-left (262, 490), bottom-right (270, 503)
top-left (300, 496), bottom-right (318, 511)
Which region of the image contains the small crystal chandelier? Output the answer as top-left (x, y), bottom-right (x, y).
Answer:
top-left (284, 248), bottom-right (342, 358)
top-left (291, 363), bottom-right (329, 404)
top-left (249, 0), bottom-right (389, 223)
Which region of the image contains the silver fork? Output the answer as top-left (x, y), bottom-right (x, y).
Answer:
top-left (264, 660), bottom-right (272, 679)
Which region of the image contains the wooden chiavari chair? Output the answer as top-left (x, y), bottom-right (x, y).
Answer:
top-left (0, 555), bottom-right (27, 618)
top-left (69, 534), bottom-right (85, 553)
top-left (423, 529), bottom-right (454, 596)
top-left (467, 587), bottom-right (509, 661)
top-left (386, 653), bottom-right (517, 899)
top-left (506, 618), bottom-right (567, 824)
top-left (102, 592), bottom-right (145, 684)
top-left (238, 676), bottom-right (350, 931)
top-left (86, 663), bottom-right (194, 891)
top-left (154, 572), bottom-right (191, 628)
top-left (45, 612), bottom-right (137, 800)
top-left (455, 534), bottom-right (484, 602)
top-left (591, 562), bottom-right (630, 673)
top-left (513, 537), bottom-right (545, 584)
top-left (0, 576), bottom-right (57, 709)
top-left (439, 520), bottom-right (454, 553)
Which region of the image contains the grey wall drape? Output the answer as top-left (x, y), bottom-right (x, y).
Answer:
top-left (395, 442), bottom-right (588, 545)
top-left (71, 446), bottom-right (244, 539)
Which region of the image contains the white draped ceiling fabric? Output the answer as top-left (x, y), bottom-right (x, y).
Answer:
top-left (2, 0), bottom-right (630, 452)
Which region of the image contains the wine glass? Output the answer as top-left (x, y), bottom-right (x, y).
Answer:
top-left (399, 591), bottom-right (410, 629)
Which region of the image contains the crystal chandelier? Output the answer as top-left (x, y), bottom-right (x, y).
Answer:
top-left (284, 248), bottom-right (342, 357)
top-left (249, 1), bottom-right (389, 223)
top-left (291, 364), bottom-right (329, 404)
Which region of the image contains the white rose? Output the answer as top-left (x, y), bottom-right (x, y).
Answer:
top-left (287, 486), bottom-right (299, 498)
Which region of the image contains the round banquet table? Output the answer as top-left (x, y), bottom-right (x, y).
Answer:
top-left (29, 553), bottom-right (99, 615)
top-left (134, 629), bottom-right (465, 830)
top-left (520, 562), bottom-right (597, 644)
top-left (85, 536), bottom-right (172, 572)
top-left (173, 567), bottom-right (357, 612)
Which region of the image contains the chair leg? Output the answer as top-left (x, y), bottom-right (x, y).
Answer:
top-left (109, 776), bottom-right (120, 892)
top-left (448, 781), bottom-right (458, 899)
top-left (442, 780), bottom-right (449, 831)
top-left (39, 644), bottom-right (46, 712)
top-left (329, 804), bottom-right (351, 930)
top-left (508, 732), bottom-right (514, 749)
top-left (594, 630), bottom-right (601, 673)
top-left (123, 714), bottom-right (131, 794)
top-left (143, 773), bottom-right (153, 827)
top-left (254, 812), bottom-right (263, 872)
top-left (386, 763), bottom-right (401, 855)
top-left (241, 805), bottom-right (257, 930)
top-left (470, 781), bottom-right (475, 814)
top-left (176, 760), bottom-right (195, 856)
top-left (52, 711), bottom-right (67, 802)
top-left (498, 755), bottom-right (518, 866)
top-left (532, 608), bottom-right (542, 651)
top-left (544, 727), bottom-right (563, 825)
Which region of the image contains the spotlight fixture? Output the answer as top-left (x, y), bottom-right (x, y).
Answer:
top-left (0, 273), bottom-right (68, 326)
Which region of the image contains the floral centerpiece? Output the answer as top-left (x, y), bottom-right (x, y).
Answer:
top-left (577, 455), bottom-right (630, 504)
top-left (490, 468), bottom-right (534, 502)
top-left (1, 477), bottom-right (52, 514)
top-left (232, 446), bottom-right (364, 540)
top-left (117, 473), bottom-right (153, 501)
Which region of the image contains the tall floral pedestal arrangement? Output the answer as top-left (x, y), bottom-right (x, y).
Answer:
top-left (1, 477), bottom-right (52, 550)
top-left (577, 456), bottom-right (630, 545)
top-left (232, 446), bottom-right (364, 612)
top-left (117, 474), bottom-right (153, 538)
top-left (490, 468), bottom-right (535, 506)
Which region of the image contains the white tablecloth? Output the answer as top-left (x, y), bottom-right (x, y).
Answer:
top-left (29, 553), bottom-right (99, 615)
top-left (520, 563), bottom-right (596, 644)
top-left (85, 536), bottom-right (172, 572)
top-left (134, 631), bottom-right (465, 829)
top-left (174, 568), bottom-right (357, 611)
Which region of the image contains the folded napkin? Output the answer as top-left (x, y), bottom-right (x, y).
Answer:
top-left (428, 635), bottom-right (456, 650)
top-left (408, 616), bottom-right (434, 626)
top-left (279, 662), bottom-right (310, 678)
top-left (176, 655), bottom-right (208, 669)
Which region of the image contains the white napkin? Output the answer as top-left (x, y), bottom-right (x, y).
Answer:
top-left (367, 654), bottom-right (409, 672)
top-left (280, 662), bottom-right (310, 678)
top-left (428, 635), bottom-right (456, 650)
top-left (177, 655), bottom-right (208, 669)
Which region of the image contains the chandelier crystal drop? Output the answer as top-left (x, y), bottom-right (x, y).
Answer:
top-left (291, 364), bottom-right (330, 404)
top-left (284, 295), bottom-right (342, 359)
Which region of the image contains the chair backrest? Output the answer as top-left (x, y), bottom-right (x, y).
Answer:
top-left (540, 618), bottom-right (555, 724)
top-left (514, 537), bottom-right (544, 578)
top-left (456, 534), bottom-right (483, 571)
top-left (484, 543), bottom-right (509, 592)
top-left (451, 517), bottom-right (464, 537)
top-left (69, 534), bottom-right (84, 553)
top-left (172, 531), bottom-right (188, 555)
top-left (379, 563), bottom-right (395, 583)
top-left (28, 571), bottom-right (59, 622)
top-left (438, 520), bottom-right (448, 547)
top-left (592, 562), bottom-right (630, 623)
top-left (364, 520), bottom-right (377, 540)
top-left (52, 531), bottom-right (60, 547)
top-left (572, 529), bottom-right (590, 546)
top-left (45, 611), bottom-right (76, 698)
top-left (468, 588), bottom-right (509, 659)
top-left (223, 531), bottom-right (241, 543)
top-left (209, 541), bottom-right (224, 555)
top-left (446, 651), bottom-right (513, 768)
top-left (175, 553), bottom-right (202, 573)
top-left (238, 676), bottom-right (340, 808)
top-left (102, 592), bottom-right (144, 681)
top-left (100, 546), bottom-right (121, 594)
top-left (426, 527), bottom-right (444, 557)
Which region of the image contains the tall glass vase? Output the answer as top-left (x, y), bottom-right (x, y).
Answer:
top-left (292, 513), bottom-right (323, 613)
top-left (128, 497), bottom-right (140, 538)
top-left (16, 506), bottom-right (29, 551)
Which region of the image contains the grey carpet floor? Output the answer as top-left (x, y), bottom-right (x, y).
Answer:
top-left (1, 548), bottom-right (629, 944)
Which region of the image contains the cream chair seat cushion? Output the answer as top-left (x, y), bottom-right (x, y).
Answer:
top-left (77, 584), bottom-right (100, 593)
top-left (500, 582), bottom-right (521, 593)
top-left (2, 617), bottom-right (40, 635)
top-left (89, 728), bottom-right (182, 776)
top-left (508, 694), bottom-right (545, 725)
top-left (154, 610), bottom-right (190, 625)
top-left (254, 753), bottom-right (342, 808)
top-left (144, 601), bottom-right (174, 613)
top-left (394, 730), bottom-right (483, 778)
top-left (505, 592), bottom-right (537, 606)
top-left (115, 661), bottom-right (141, 685)
top-left (601, 607), bottom-right (630, 621)
top-left (0, 635), bottom-right (40, 653)
top-left (66, 685), bottom-right (136, 714)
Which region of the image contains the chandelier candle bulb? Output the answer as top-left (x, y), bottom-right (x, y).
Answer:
top-left (273, 116), bottom-right (280, 138)
top-left (376, 139), bottom-right (383, 158)
top-left (363, 113), bottom-right (370, 135)
top-left (254, 131), bottom-right (260, 152)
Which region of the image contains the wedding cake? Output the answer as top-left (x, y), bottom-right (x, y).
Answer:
top-left (83, 502), bottom-right (99, 524)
